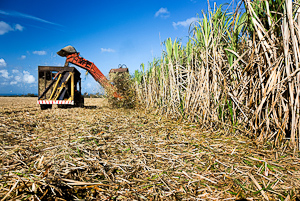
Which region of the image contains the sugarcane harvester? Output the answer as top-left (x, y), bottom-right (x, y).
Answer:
top-left (37, 45), bottom-right (123, 110)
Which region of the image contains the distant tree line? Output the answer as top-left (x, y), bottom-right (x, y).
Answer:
top-left (0, 93), bottom-right (37, 97)
top-left (0, 92), bottom-right (106, 98)
top-left (82, 92), bottom-right (105, 98)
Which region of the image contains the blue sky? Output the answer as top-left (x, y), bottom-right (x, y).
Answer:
top-left (0, 0), bottom-right (230, 95)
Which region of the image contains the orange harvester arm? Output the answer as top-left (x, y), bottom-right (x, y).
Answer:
top-left (65, 52), bottom-right (121, 99)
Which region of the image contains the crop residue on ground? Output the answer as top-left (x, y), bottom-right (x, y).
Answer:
top-left (0, 97), bottom-right (299, 200)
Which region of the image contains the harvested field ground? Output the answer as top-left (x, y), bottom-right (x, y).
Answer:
top-left (0, 97), bottom-right (299, 200)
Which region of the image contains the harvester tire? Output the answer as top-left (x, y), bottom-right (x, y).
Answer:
top-left (40, 104), bottom-right (52, 110)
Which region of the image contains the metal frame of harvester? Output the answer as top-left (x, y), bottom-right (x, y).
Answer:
top-left (37, 66), bottom-right (84, 110)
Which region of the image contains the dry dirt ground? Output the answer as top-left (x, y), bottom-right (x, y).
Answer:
top-left (0, 97), bottom-right (299, 200)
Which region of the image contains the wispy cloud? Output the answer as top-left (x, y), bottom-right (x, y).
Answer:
top-left (0, 10), bottom-right (62, 27)
top-left (0, 21), bottom-right (23, 35)
top-left (101, 48), bottom-right (115, 53)
top-left (155, 8), bottom-right (170, 19)
top-left (172, 17), bottom-right (198, 29)
top-left (33, 50), bottom-right (47, 55)
top-left (0, 58), bottom-right (7, 67)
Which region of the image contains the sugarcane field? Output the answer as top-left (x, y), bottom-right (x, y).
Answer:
top-left (1, 0), bottom-right (300, 200)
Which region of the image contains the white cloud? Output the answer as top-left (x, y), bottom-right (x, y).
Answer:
top-left (0, 21), bottom-right (24, 35)
top-left (0, 21), bottom-right (13, 35)
top-left (15, 75), bottom-right (22, 82)
top-left (15, 24), bottom-right (24, 31)
top-left (20, 55), bottom-right (26, 60)
top-left (0, 10), bottom-right (62, 27)
top-left (10, 81), bottom-right (17, 85)
top-left (155, 8), bottom-right (170, 18)
top-left (0, 69), bottom-right (36, 86)
top-left (0, 58), bottom-right (7, 67)
top-left (172, 17), bottom-right (198, 29)
top-left (101, 48), bottom-right (115, 53)
top-left (33, 50), bottom-right (47, 55)
top-left (0, 69), bottom-right (11, 79)
top-left (23, 70), bottom-right (35, 83)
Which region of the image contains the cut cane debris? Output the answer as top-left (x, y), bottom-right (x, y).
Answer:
top-left (0, 97), bottom-right (299, 200)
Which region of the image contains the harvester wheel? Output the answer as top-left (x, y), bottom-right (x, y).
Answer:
top-left (80, 97), bottom-right (84, 107)
top-left (58, 105), bottom-right (68, 108)
top-left (40, 104), bottom-right (52, 110)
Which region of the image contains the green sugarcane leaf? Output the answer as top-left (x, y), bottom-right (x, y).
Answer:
top-left (173, 39), bottom-right (179, 61)
top-left (166, 38), bottom-right (173, 59)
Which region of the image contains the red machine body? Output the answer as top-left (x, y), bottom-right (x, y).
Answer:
top-left (58, 46), bottom-right (122, 99)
